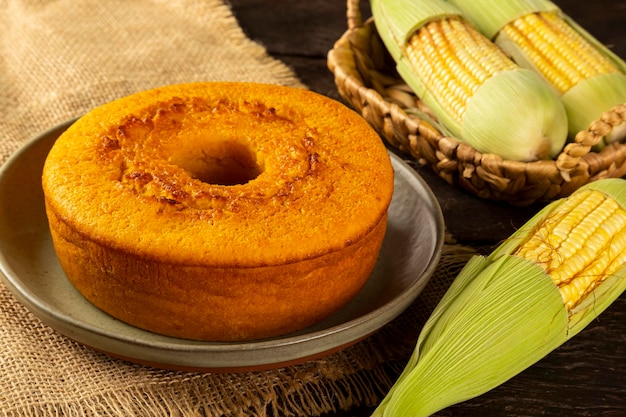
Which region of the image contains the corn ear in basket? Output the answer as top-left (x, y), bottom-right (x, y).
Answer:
top-left (370, 0), bottom-right (568, 162)
top-left (328, 0), bottom-right (626, 205)
top-left (447, 0), bottom-right (626, 150)
top-left (371, 178), bottom-right (626, 417)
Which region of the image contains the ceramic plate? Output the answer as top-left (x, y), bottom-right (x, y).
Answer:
top-left (0, 119), bottom-right (445, 372)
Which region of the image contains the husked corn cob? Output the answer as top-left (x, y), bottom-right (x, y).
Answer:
top-left (371, 178), bottom-right (626, 417)
top-left (404, 17), bottom-right (517, 126)
top-left (500, 11), bottom-right (620, 94)
top-left (371, 0), bottom-right (568, 161)
top-left (447, 0), bottom-right (626, 147)
top-left (514, 187), bottom-right (626, 310)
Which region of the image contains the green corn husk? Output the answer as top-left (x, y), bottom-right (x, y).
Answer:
top-left (370, 0), bottom-right (568, 162)
top-left (371, 178), bottom-right (626, 417)
top-left (444, 0), bottom-right (559, 40)
top-left (447, 0), bottom-right (626, 149)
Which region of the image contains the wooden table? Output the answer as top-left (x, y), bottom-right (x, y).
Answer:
top-left (229, 1), bottom-right (625, 415)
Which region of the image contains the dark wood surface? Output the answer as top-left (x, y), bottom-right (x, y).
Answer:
top-left (229, 1), bottom-right (626, 416)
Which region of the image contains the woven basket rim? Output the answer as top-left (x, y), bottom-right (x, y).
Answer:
top-left (328, 0), bottom-right (626, 205)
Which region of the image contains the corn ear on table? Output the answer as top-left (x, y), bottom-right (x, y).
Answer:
top-left (227, 1), bottom-right (626, 416)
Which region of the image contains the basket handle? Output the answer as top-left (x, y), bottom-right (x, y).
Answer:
top-left (556, 103), bottom-right (626, 179)
top-left (347, 0), bottom-right (364, 29)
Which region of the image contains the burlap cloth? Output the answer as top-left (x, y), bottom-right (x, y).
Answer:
top-left (0, 1), bottom-right (475, 415)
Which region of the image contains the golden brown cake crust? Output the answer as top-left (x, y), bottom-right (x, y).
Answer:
top-left (42, 82), bottom-right (394, 341)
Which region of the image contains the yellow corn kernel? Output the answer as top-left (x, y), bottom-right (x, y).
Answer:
top-left (405, 17), bottom-right (517, 124)
top-left (372, 0), bottom-right (569, 160)
top-left (514, 189), bottom-right (626, 310)
top-left (499, 11), bottom-right (621, 94)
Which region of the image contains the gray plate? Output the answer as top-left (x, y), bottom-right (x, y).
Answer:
top-left (0, 119), bottom-right (445, 372)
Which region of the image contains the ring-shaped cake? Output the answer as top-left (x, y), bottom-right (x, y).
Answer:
top-left (42, 82), bottom-right (394, 341)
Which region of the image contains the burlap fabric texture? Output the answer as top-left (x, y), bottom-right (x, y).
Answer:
top-left (0, 1), bottom-right (474, 415)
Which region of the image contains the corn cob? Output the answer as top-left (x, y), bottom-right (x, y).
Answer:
top-left (371, 178), bottom-right (626, 417)
top-left (404, 17), bottom-right (518, 128)
top-left (513, 186), bottom-right (626, 310)
top-left (500, 12), bottom-right (619, 94)
top-left (371, 0), bottom-right (568, 161)
top-left (447, 0), bottom-right (626, 148)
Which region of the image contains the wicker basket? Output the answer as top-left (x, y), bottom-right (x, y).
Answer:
top-left (327, 0), bottom-right (626, 206)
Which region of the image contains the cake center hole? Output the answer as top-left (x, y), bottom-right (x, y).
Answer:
top-left (178, 141), bottom-right (262, 186)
